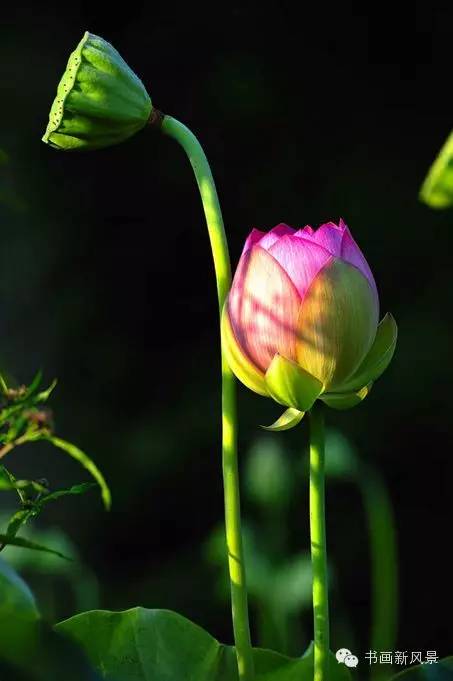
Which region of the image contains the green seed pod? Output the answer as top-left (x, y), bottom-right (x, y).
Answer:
top-left (42, 32), bottom-right (152, 151)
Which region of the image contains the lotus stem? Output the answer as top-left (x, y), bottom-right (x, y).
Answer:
top-left (160, 115), bottom-right (255, 681)
top-left (309, 403), bottom-right (330, 681)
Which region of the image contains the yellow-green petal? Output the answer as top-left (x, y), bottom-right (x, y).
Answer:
top-left (42, 32), bottom-right (152, 151)
top-left (261, 407), bottom-right (305, 431)
top-left (296, 259), bottom-right (378, 390)
top-left (264, 354), bottom-right (323, 411)
top-left (320, 383), bottom-right (372, 410)
top-left (337, 313), bottom-right (397, 393)
top-left (221, 303), bottom-right (268, 397)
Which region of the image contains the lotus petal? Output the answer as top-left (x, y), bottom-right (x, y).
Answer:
top-left (228, 246), bottom-right (301, 371)
top-left (268, 235), bottom-right (333, 299)
top-left (221, 303), bottom-right (268, 396)
top-left (296, 259), bottom-right (379, 389)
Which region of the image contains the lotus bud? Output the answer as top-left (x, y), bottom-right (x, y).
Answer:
top-left (222, 220), bottom-right (397, 429)
top-left (42, 32), bottom-right (152, 151)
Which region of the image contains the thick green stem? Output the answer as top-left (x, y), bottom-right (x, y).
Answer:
top-left (309, 404), bottom-right (329, 681)
top-left (161, 116), bottom-right (255, 680)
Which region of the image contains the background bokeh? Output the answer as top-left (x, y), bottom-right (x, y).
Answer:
top-left (1, 0), bottom-right (452, 666)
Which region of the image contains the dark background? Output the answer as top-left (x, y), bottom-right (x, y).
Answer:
top-left (1, 0), bottom-right (452, 664)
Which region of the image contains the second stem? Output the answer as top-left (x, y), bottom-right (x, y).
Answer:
top-left (309, 403), bottom-right (330, 681)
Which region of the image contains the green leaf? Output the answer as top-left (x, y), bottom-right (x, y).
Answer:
top-left (11, 479), bottom-right (48, 494)
top-left (391, 658), bottom-right (453, 679)
top-left (56, 608), bottom-right (352, 680)
top-left (261, 407), bottom-right (305, 432)
top-left (0, 370), bottom-right (45, 406)
top-left (0, 474), bottom-right (48, 495)
top-left (39, 482), bottom-right (97, 506)
top-left (25, 370), bottom-right (43, 398)
top-left (265, 354), bottom-right (323, 411)
top-left (40, 436), bottom-right (111, 510)
top-left (5, 508), bottom-right (37, 537)
top-left (0, 403), bottom-right (24, 427)
top-left (0, 534), bottom-right (72, 560)
top-left (0, 465), bottom-right (13, 489)
top-left (1, 480), bottom-right (96, 549)
top-left (420, 128), bottom-right (453, 208)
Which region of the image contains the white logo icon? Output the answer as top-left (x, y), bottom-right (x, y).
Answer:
top-left (336, 648), bottom-right (351, 663)
top-left (336, 649), bottom-right (359, 668)
top-left (344, 654), bottom-right (359, 668)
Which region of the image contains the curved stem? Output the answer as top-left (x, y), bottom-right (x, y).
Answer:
top-left (161, 116), bottom-right (255, 681)
top-left (161, 116), bottom-right (230, 303)
top-left (309, 403), bottom-right (329, 681)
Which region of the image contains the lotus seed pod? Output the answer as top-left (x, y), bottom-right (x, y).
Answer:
top-left (42, 32), bottom-right (152, 151)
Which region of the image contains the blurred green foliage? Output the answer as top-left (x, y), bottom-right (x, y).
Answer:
top-left (205, 429), bottom-right (398, 672)
top-left (0, 517), bottom-right (100, 620)
top-left (0, 558), bottom-right (101, 680)
top-left (1, 2), bottom-right (452, 663)
top-left (419, 130), bottom-right (453, 208)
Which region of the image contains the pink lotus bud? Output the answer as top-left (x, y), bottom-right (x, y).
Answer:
top-left (222, 220), bottom-right (397, 424)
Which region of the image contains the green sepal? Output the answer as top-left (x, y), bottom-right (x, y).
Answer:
top-left (43, 32), bottom-right (152, 151)
top-left (338, 313), bottom-right (397, 393)
top-left (320, 383), bottom-right (372, 410)
top-left (261, 407), bottom-right (305, 431)
top-left (419, 128), bottom-right (453, 209)
top-left (264, 354), bottom-right (323, 411)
